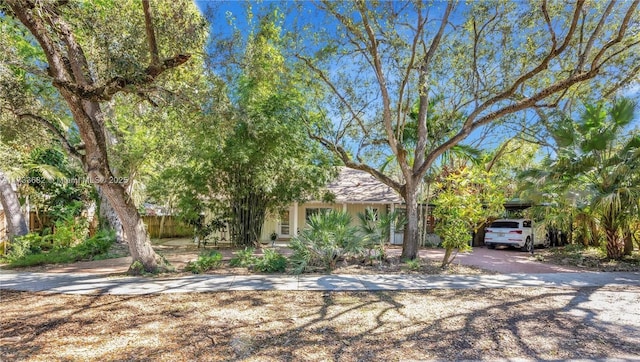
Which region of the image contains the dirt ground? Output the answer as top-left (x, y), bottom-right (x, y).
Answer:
top-left (2, 240), bottom-right (640, 360)
top-left (1, 286), bottom-right (639, 361)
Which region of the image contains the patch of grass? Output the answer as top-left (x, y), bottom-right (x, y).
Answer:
top-left (403, 259), bottom-right (421, 271)
top-left (128, 260), bottom-right (146, 275)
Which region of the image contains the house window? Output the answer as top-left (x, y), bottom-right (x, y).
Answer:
top-left (279, 210), bottom-right (290, 235)
top-left (305, 208), bottom-right (332, 221)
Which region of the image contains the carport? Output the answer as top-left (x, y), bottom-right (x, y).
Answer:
top-left (472, 199), bottom-right (533, 247)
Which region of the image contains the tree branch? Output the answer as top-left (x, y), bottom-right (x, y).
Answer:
top-left (541, 0), bottom-right (557, 50)
top-left (464, 0), bottom-right (585, 129)
top-left (418, 66), bottom-right (601, 177)
top-left (576, 0), bottom-right (615, 72)
top-left (142, 0), bottom-right (160, 66)
top-left (52, 54), bottom-right (191, 101)
top-left (355, 1), bottom-right (400, 163)
top-left (395, 3), bottom-right (426, 138)
top-left (414, 0), bottom-right (453, 176)
top-left (6, 0), bottom-right (71, 82)
top-left (13, 110), bottom-right (83, 160)
top-left (295, 54), bottom-right (369, 136)
top-left (604, 63), bottom-right (640, 98)
top-left (590, 0), bottom-right (639, 69)
top-left (43, 2), bottom-right (91, 86)
top-left (309, 133), bottom-right (403, 194)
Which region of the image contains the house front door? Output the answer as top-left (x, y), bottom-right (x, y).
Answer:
top-left (278, 210), bottom-right (290, 237)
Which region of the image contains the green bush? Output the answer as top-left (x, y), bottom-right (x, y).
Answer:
top-left (254, 249), bottom-right (287, 273)
top-left (184, 250), bottom-right (223, 274)
top-left (6, 233), bottom-right (43, 261)
top-left (229, 247), bottom-right (256, 268)
top-left (76, 229), bottom-right (115, 256)
top-left (289, 210), bottom-right (363, 274)
top-left (51, 216), bottom-right (89, 249)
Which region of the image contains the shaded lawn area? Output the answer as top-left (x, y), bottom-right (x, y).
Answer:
top-left (1, 287), bottom-right (639, 361)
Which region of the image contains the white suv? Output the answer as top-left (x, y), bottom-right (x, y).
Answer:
top-left (484, 219), bottom-right (549, 252)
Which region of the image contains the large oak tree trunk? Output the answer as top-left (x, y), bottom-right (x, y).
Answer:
top-left (0, 170), bottom-right (28, 240)
top-left (400, 184), bottom-right (420, 260)
top-left (98, 188), bottom-right (125, 244)
top-left (100, 181), bottom-right (163, 272)
top-left (69, 97), bottom-right (165, 273)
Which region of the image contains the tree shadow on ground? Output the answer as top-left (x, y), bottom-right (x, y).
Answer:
top-left (1, 286), bottom-right (639, 361)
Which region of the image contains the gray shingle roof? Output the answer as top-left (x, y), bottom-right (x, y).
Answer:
top-left (326, 167), bottom-right (403, 204)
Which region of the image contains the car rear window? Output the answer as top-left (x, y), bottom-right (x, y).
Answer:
top-left (490, 221), bottom-right (520, 228)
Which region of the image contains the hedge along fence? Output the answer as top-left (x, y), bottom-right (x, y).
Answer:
top-left (142, 215), bottom-right (194, 239)
top-left (0, 212), bottom-right (193, 241)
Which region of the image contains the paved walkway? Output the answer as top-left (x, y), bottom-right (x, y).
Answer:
top-left (1, 271), bottom-right (638, 295)
top-left (396, 247), bottom-right (584, 274)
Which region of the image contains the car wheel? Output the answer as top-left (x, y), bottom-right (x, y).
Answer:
top-left (543, 237), bottom-right (550, 248)
top-left (487, 244), bottom-right (496, 249)
top-left (521, 237), bottom-right (533, 252)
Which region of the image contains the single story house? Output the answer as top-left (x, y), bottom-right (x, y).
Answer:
top-left (259, 167), bottom-right (405, 244)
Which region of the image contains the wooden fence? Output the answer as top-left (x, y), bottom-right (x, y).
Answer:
top-left (142, 215), bottom-right (193, 239)
top-left (1, 212), bottom-right (192, 238)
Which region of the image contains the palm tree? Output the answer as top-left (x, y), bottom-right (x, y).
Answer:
top-left (525, 99), bottom-right (640, 259)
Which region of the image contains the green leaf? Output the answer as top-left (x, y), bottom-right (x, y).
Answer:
top-left (551, 120), bottom-right (575, 148)
top-left (609, 98), bottom-right (636, 128)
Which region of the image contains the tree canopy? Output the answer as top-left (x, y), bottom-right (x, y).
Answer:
top-left (149, 7), bottom-right (336, 246)
top-left (286, 0), bottom-right (640, 259)
top-left (0, 0), bottom-right (208, 272)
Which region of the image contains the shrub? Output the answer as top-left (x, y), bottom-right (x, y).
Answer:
top-left (254, 249), bottom-right (287, 273)
top-left (76, 229), bottom-right (115, 256)
top-left (6, 229), bottom-right (115, 268)
top-left (51, 216), bottom-right (89, 249)
top-left (289, 210), bottom-right (362, 273)
top-left (358, 208), bottom-right (405, 262)
top-left (185, 250), bottom-right (223, 274)
top-left (6, 233), bottom-right (43, 261)
top-left (229, 247), bottom-right (257, 268)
